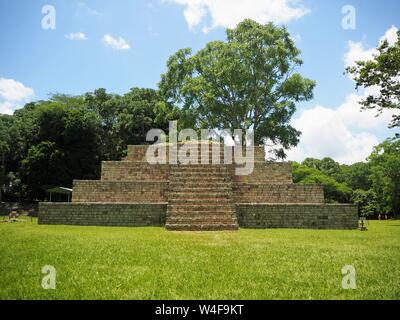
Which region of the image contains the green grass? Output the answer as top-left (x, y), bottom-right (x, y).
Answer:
top-left (0, 219), bottom-right (399, 300)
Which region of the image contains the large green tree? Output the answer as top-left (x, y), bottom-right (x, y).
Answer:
top-left (85, 88), bottom-right (122, 160)
top-left (117, 87), bottom-right (179, 148)
top-left (346, 30), bottom-right (400, 130)
top-left (0, 115), bottom-right (12, 202)
top-left (292, 162), bottom-right (353, 203)
top-left (21, 141), bottom-right (67, 200)
top-left (159, 19), bottom-right (315, 157)
top-left (368, 139), bottom-right (400, 215)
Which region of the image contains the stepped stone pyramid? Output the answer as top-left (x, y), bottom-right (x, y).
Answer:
top-left (39, 142), bottom-right (358, 230)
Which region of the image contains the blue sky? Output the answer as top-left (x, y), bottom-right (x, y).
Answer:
top-left (0, 0), bottom-right (399, 163)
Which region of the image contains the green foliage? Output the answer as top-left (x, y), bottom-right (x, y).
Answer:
top-left (346, 30), bottom-right (400, 129)
top-left (292, 162), bottom-right (352, 203)
top-left (0, 88), bottom-right (181, 201)
top-left (84, 87), bottom-right (180, 160)
top-left (293, 142), bottom-right (400, 215)
top-left (368, 139), bottom-right (400, 215)
top-left (116, 87), bottom-right (178, 150)
top-left (340, 162), bottom-right (372, 190)
top-left (0, 116), bottom-right (9, 202)
top-left (21, 141), bottom-right (67, 199)
top-left (352, 189), bottom-right (378, 217)
top-left (159, 19), bottom-right (315, 156)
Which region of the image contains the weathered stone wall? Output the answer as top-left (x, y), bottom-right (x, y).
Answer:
top-left (38, 202), bottom-right (358, 229)
top-left (236, 203), bottom-right (358, 229)
top-left (124, 145), bottom-right (148, 161)
top-left (38, 143), bottom-right (358, 230)
top-left (123, 144), bottom-right (266, 164)
top-left (234, 184), bottom-right (324, 203)
top-left (72, 181), bottom-right (168, 203)
top-left (231, 162), bottom-right (293, 184)
top-left (101, 162), bottom-right (169, 181)
top-left (38, 202), bottom-right (167, 226)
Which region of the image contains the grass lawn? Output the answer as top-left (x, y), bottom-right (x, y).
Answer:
top-left (0, 218), bottom-right (399, 300)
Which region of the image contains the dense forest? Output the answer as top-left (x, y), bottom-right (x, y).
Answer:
top-left (0, 89), bottom-right (399, 217)
top-left (1, 20), bottom-right (399, 217)
top-left (292, 142), bottom-right (400, 217)
top-left (0, 88), bottom-right (180, 201)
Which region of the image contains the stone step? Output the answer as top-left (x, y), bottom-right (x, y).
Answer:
top-left (169, 180), bottom-right (231, 185)
top-left (169, 184), bottom-right (232, 190)
top-left (167, 210), bottom-right (237, 216)
top-left (170, 172), bottom-right (230, 177)
top-left (168, 198), bottom-right (232, 205)
top-left (167, 204), bottom-right (235, 212)
top-left (167, 218), bottom-right (238, 224)
top-left (167, 214), bottom-right (238, 220)
top-left (166, 156), bottom-right (238, 231)
top-left (170, 164), bottom-right (230, 169)
top-left (170, 184), bottom-right (231, 190)
top-left (168, 192), bottom-right (233, 199)
top-left (170, 166), bottom-right (229, 171)
top-left (174, 160), bottom-right (231, 165)
top-left (165, 223), bottom-right (239, 231)
top-left (169, 177), bottom-right (231, 183)
top-left (169, 186), bottom-right (232, 192)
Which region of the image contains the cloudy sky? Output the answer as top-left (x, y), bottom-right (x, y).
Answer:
top-left (0, 0), bottom-right (399, 164)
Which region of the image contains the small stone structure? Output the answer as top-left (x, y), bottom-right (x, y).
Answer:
top-left (39, 143), bottom-right (358, 230)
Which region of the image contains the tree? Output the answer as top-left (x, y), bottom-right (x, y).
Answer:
top-left (342, 162), bottom-right (372, 191)
top-left (352, 189), bottom-right (378, 218)
top-left (346, 30), bottom-right (400, 130)
top-left (302, 157), bottom-right (341, 177)
top-left (292, 162), bottom-right (353, 203)
top-left (159, 19), bottom-right (315, 157)
top-left (368, 139), bottom-right (400, 215)
top-left (61, 106), bottom-right (100, 181)
top-left (85, 88), bottom-right (121, 160)
top-left (21, 141), bottom-right (67, 200)
top-left (0, 116), bottom-right (11, 202)
top-left (117, 87), bottom-right (179, 149)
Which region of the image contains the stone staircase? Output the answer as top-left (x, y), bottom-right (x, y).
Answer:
top-left (166, 164), bottom-right (239, 231)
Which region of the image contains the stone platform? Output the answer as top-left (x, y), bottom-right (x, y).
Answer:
top-left (38, 143), bottom-right (358, 230)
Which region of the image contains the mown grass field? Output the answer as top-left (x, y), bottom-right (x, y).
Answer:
top-left (0, 218), bottom-right (399, 300)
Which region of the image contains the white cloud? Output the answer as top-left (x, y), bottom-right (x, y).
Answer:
top-left (286, 93), bottom-right (389, 164)
top-left (344, 41), bottom-right (375, 69)
top-left (287, 26), bottom-right (399, 164)
top-left (344, 25), bottom-right (398, 68)
top-left (65, 32), bottom-right (87, 41)
top-left (166, 0), bottom-right (310, 32)
top-left (286, 105), bottom-right (379, 165)
top-left (0, 78), bottom-right (34, 115)
top-left (380, 25), bottom-right (399, 46)
top-left (337, 89), bottom-right (395, 130)
top-left (0, 101), bottom-right (15, 115)
top-left (0, 78), bottom-right (34, 102)
top-left (102, 34), bottom-right (131, 51)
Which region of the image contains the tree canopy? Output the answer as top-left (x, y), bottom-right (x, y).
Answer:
top-left (293, 139), bottom-right (400, 216)
top-left (346, 30), bottom-right (400, 131)
top-left (0, 19), bottom-right (398, 217)
top-left (0, 88), bottom-right (180, 201)
top-left (159, 19), bottom-right (315, 157)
